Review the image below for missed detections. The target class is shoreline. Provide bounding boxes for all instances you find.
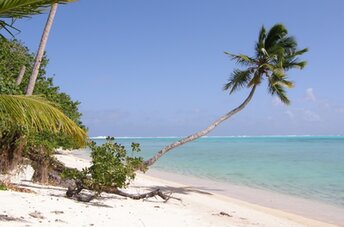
[70,149,344,225]
[57,153,342,226]
[1,153,341,226]
[146,168,344,226]
[59,152,344,226]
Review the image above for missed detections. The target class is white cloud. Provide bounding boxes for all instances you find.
[303,110,320,122]
[305,88,316,102]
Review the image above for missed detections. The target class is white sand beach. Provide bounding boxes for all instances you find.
[0,153,340,227]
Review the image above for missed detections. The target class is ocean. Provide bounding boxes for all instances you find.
[78,136,344,208]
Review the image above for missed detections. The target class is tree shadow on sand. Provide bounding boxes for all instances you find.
[0,214,27,223]
[130,185,224,196]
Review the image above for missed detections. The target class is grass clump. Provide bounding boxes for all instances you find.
[0,181,7,190]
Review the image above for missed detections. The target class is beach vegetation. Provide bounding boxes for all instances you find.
[0,38,86,181]
[0,1,77,94]
[0,181,7,190]
[144,23,308,167]
[63,137,143,191]
[62,137,168,201]
[0,2,310,204]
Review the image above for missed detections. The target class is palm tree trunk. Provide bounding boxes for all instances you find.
[15,65,26,85]
[144,85,257,167]
[26,3,58,95]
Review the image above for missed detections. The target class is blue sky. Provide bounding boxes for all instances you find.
[13,0,344,137]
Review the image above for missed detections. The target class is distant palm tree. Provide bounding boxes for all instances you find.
[144,24,308,167]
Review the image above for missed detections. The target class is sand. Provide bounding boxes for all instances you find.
[0,153,340,227]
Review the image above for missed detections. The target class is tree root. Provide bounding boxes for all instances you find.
[66,181,170,202]
[36,158,170,203]
[113,188,170,201]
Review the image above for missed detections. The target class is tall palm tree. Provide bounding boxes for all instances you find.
[144,24,308,167]
[26,2,58,95]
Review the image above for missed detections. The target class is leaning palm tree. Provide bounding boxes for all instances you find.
[144,24,308,167]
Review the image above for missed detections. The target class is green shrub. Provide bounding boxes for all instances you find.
[62,137,144,193]
[0,182,7,190]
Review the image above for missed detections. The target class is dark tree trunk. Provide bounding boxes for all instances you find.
[66,182,169,202]
[32,158,49,184]
[0,133,25,173]
[112,188,169,200]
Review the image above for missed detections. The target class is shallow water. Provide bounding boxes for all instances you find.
[83,136,344,207]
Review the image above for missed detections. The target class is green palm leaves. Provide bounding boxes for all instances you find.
[0,0,86,148]
[224,24,308,104]
[0,95,87,146]
[0,0,75,36]
[0,0,74,18]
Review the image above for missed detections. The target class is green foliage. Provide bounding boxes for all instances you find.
[224,23,308,105]
[0,38,86,150]
[0,182,7,190]
[0,0,76,37]
[62,138,144,193]
[0,95,87,147]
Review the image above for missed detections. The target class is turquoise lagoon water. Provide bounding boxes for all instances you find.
[81,136,344,207]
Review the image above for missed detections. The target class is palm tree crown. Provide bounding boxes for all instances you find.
[224,24,308,104]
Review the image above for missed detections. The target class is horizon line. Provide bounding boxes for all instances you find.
[89,135,344,139]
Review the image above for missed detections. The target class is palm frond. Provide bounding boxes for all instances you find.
[0,19,18,37]
[0,0,76,37]
[270,70,294,89]
[294,48,308,56]
[264,24,288,50]
[224,52,255,66]
[283,58,307,70]
[279,79,294,88]
[247,72,262,87]
[255,25,266,55]
[224,69,253,94]
[277,36,297,54]
[265,66,295,90]
[268,81,290,104]
[282,47,308,68]
[0,95,87,146]
[0,0,75,19]
[267,74,291,104]
[266,44,285,60]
